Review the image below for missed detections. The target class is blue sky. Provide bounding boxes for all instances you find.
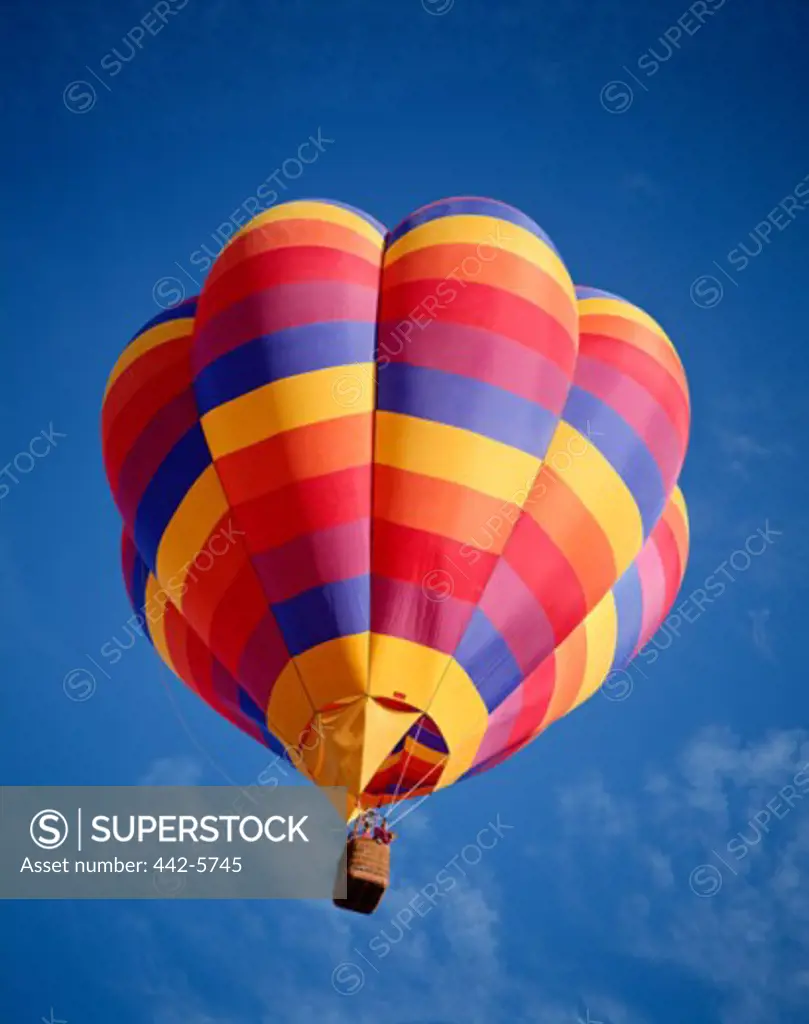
[2,0,809,1021]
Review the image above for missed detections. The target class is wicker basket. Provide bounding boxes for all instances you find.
[333,836,391,914]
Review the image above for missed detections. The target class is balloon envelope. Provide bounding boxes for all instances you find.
[102,198,690,819]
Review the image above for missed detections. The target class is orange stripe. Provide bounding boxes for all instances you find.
[207,218,384,287]
[525,467,617,610]
[382,245,578,340]
[163,605,196,693]
[538,629,587,730]
[102,341,189,435]
[178,527,251,646]
[663,500,689,576]
[208,565,273,678]
[214,415,373,505]
[234,466,370,551]
[373,465,521,553]
[103,359,192,485]
[580,313,687,395]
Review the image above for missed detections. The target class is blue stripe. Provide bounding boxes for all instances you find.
[455,609,523,712]
[378,363,557,456]
[610,562,644,671]
[272,576,370,656]
[126,552,153,645]
[563,386,666,537]
[133,424,211,572]
[387,197,560,254]
[238,689,291,759]
[193,322,376,415]
[575,287,627,304]
[128,299,198,344]
[410,721,449,754]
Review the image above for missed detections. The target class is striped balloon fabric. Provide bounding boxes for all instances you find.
[101,198,690,820]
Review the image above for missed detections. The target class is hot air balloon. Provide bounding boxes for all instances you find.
[101,198,690,914]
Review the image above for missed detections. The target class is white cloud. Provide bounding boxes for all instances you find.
[553,727,809,1024]
[139,755,204,786]
[749,609,776,662]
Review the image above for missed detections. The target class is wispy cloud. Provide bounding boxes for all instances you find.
[552,727,809,1024]
[749,608,776,662]
[138,755,204,786]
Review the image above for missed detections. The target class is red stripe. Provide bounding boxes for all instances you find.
[252,519,370,603]
[179,513,251,647]
[379,280,577,375]
[651,517,683,621]
[102,341,190,435]
[573,354,685,490]
[505,653,557,750]
[114,391,200,517]
[192,282,379,373]
[163,604,196,694]
[377,319,571,412]
[196,246,382,328]
[371,519,495,603]
[184,623,216,700]
[207,564,272,677]
[237,611,291,713]
[234,465,371,551]
[579,335,689,447]
[503,516,587,643]
[103,358,193,489]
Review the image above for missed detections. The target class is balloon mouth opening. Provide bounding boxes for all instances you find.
[371,695,421,715]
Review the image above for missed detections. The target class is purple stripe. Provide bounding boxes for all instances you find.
[574,354,684,490]
[115,390,200,521]
[409,725,448,754]
[192,282,379,373]
[377,362,558,457]
[126,298,198,345]
[575,286,627,303]
[211,657,242,708]
[387,197,560,255]
[371,577,473,652]
[237,611,291,713]
[563,386,666,538]
[478,560,556,674]
[469,686,522,767]
[252,520,370,603]
[377,320,571,413]
[304,198,388,238]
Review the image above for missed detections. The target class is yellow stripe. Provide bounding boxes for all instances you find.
[368,634,448,706]
[385,215,575,304]
[266,661,316,749]
[366,636,487,789]
[538,638,584,732]
[201,364,376,458]
[104,318,193,400]
[294,634,369,708]
[231,200,385,250]
[406,737,446,766]
[670,485,689,540]
[544,420,643,576]
[569,592,619,710]
[143,573,178,677]
[578,298,677,352]
[375,412,541,504]
[155,466,229,604]
[267,634,369,752]
[430,658,489,788]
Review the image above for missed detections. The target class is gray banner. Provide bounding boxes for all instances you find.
[0,786,347,899]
